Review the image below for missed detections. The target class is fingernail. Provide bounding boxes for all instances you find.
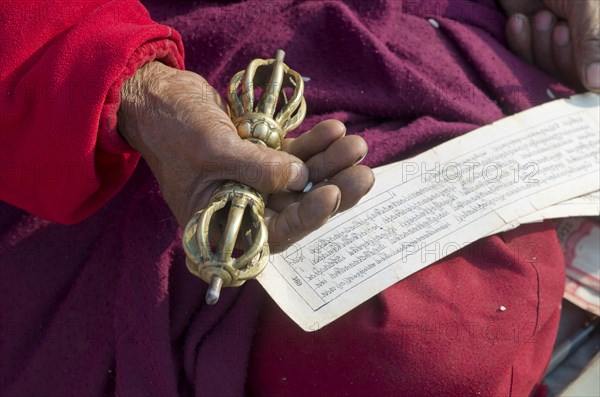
[332,192,341,215]
[535,12,552,31]
[367,175,376,194]
[511,15,524,34]
[302,181,314,193]
[355,151,367,165]
[553,25,569,47]
[287,162,308,191]
[586,63,600,90]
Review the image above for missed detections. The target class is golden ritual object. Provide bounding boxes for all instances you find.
[183,49,306,304]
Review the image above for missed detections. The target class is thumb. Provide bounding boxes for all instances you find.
[544,0,600,91]
[221,138,309,194]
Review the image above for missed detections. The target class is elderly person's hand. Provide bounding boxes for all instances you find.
[500,0,600,92]
[117,62,374,252]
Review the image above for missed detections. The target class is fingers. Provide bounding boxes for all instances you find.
[282,119,346,161]
[267,165,375,214]
[266,165,375,252]
[532,10,558,76]
[305,135,368,182]
[552,23,578,87]
[506,13,534,64]
[313,165,374,212]
[266,185,341,252]
[508,10,560,76]
[266,118,367,200]
[505,7,600,92]
[267,130,371,214]
[201,120,352,195]
[285,119,368,184]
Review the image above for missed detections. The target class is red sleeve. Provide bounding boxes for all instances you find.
[0,0,185,224]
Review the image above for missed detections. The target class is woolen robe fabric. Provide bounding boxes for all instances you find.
[0,0,570,396]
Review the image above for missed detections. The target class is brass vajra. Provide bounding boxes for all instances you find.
[183,49,306,304]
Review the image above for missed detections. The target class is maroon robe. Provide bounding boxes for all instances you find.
[1,0,570,395]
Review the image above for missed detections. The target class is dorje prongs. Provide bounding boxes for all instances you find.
[183,50,306,304]
[228,49,306,150]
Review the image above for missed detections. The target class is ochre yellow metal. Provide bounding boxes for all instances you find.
[183,49,306,304]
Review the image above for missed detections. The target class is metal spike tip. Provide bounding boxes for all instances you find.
[275,49,285,62]
[205,275,224,305]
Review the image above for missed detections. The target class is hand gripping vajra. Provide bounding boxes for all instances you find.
[183,50,306,304]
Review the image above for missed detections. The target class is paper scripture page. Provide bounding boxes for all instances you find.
[487,190,599,236]
[258,93,600,331]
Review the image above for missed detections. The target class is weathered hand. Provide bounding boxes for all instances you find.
[118,62,374,253]
[499,0,600,92]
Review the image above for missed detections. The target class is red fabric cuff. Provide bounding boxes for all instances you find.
[0,0,185,224]
[99,36,184,154]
